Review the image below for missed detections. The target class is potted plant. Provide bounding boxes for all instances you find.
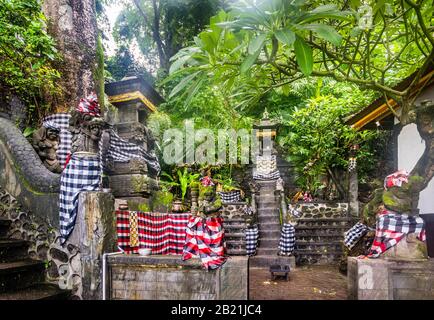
[215,176,243,203]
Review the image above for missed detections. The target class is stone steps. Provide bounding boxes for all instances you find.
[0,260,46,293]
[259,230,281,238]
[0,239,30,263]
[296,240,343,251]
[257,208,279,215]
[258,238,280,248]
[296,235,344,242]
[256,247,279,255]
[0,283,70,300]
[258,216,280,222]
[296,250,343,265]
[226,248,246,256]
[225,232,245,239]
[293,216,352,266]
[258,222,281,231]
[0,218,70,299]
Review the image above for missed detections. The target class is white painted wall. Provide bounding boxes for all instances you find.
[397,123,434,214]
[397,123,425,172]
[419,178,434,214]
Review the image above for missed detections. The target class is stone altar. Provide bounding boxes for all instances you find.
[107,255,248,300]
[348,256,434,299]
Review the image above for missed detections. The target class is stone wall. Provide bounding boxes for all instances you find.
[107,255,248,300]
[348,256,434,300]
[0,187,82,299]
[0,94,27,130]
[290,202,349,219]
[221,202,253,256]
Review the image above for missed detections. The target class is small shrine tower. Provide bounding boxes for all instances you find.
[253,108,278,156]
[104,72,164,204]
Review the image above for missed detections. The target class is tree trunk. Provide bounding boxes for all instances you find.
[410,100,434,195]
[42,0,98,112]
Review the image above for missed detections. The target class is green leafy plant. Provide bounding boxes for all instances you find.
[138,203,150,212]
[213,165,241,192]
[278,89,379,198]
[161,167,200,202]
[0,0,61,122]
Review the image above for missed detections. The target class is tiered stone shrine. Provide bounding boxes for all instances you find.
[105,74,164,207]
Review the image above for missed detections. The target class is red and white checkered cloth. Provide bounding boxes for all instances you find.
[368,210,426,258]
[384,170,409,189]
[182,215,227,270]
[116,211,191,254]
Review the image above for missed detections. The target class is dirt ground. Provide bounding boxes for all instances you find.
[249,265,348,300]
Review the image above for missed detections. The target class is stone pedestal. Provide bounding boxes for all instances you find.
[107,255,248,300]
[348,169,359,217]
[348,256,434,300]
[75,192,116,300]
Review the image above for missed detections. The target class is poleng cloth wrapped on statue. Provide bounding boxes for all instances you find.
[246,225,259,256]
[182,215,227,270]
[279,223,296,255]
[59,154,101,244]
[367,210,426,258]
[344,222,371,250]
[116,211,191,254]
[42,113,72,168]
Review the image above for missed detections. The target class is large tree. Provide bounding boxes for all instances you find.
[113,0,228,74]
[42,0,99,111]
[169,0,434,195]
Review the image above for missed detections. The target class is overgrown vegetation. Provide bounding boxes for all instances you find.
[0,0,60,123]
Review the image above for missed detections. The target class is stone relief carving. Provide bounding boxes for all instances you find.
[32,124,62,173]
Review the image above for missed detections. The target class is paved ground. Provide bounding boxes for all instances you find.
[249,265,348,300]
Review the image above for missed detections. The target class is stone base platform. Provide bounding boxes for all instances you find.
[348,256,434,300]
[107,254,248,300]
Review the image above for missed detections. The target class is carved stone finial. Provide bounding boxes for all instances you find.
[262,107,269,120]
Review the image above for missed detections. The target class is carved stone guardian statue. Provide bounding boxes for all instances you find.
[32,122,62,173]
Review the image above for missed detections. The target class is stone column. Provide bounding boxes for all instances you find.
[349,169,359,217]
[348,145,359,217]
[76,191,116,300]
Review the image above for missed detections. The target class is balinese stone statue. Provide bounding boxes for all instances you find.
[69,111,107,155]
[32,123,62,173]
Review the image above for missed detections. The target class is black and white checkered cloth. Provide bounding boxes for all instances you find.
[43,113,72,168]
[241,206,254,215]
[344,222,370,250]
[253,170,280,180]
[279,223,296,255]
[368,211,426,257]
[102,129,161,174]
[218,190,241,203]
[245,226,259,256]
[59,154,101,244]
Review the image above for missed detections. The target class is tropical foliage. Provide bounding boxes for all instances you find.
[0,0,60,121]
[278,80,379,196]
[167,0,432,121]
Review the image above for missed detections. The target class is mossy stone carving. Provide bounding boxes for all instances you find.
[382,175,424,215]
